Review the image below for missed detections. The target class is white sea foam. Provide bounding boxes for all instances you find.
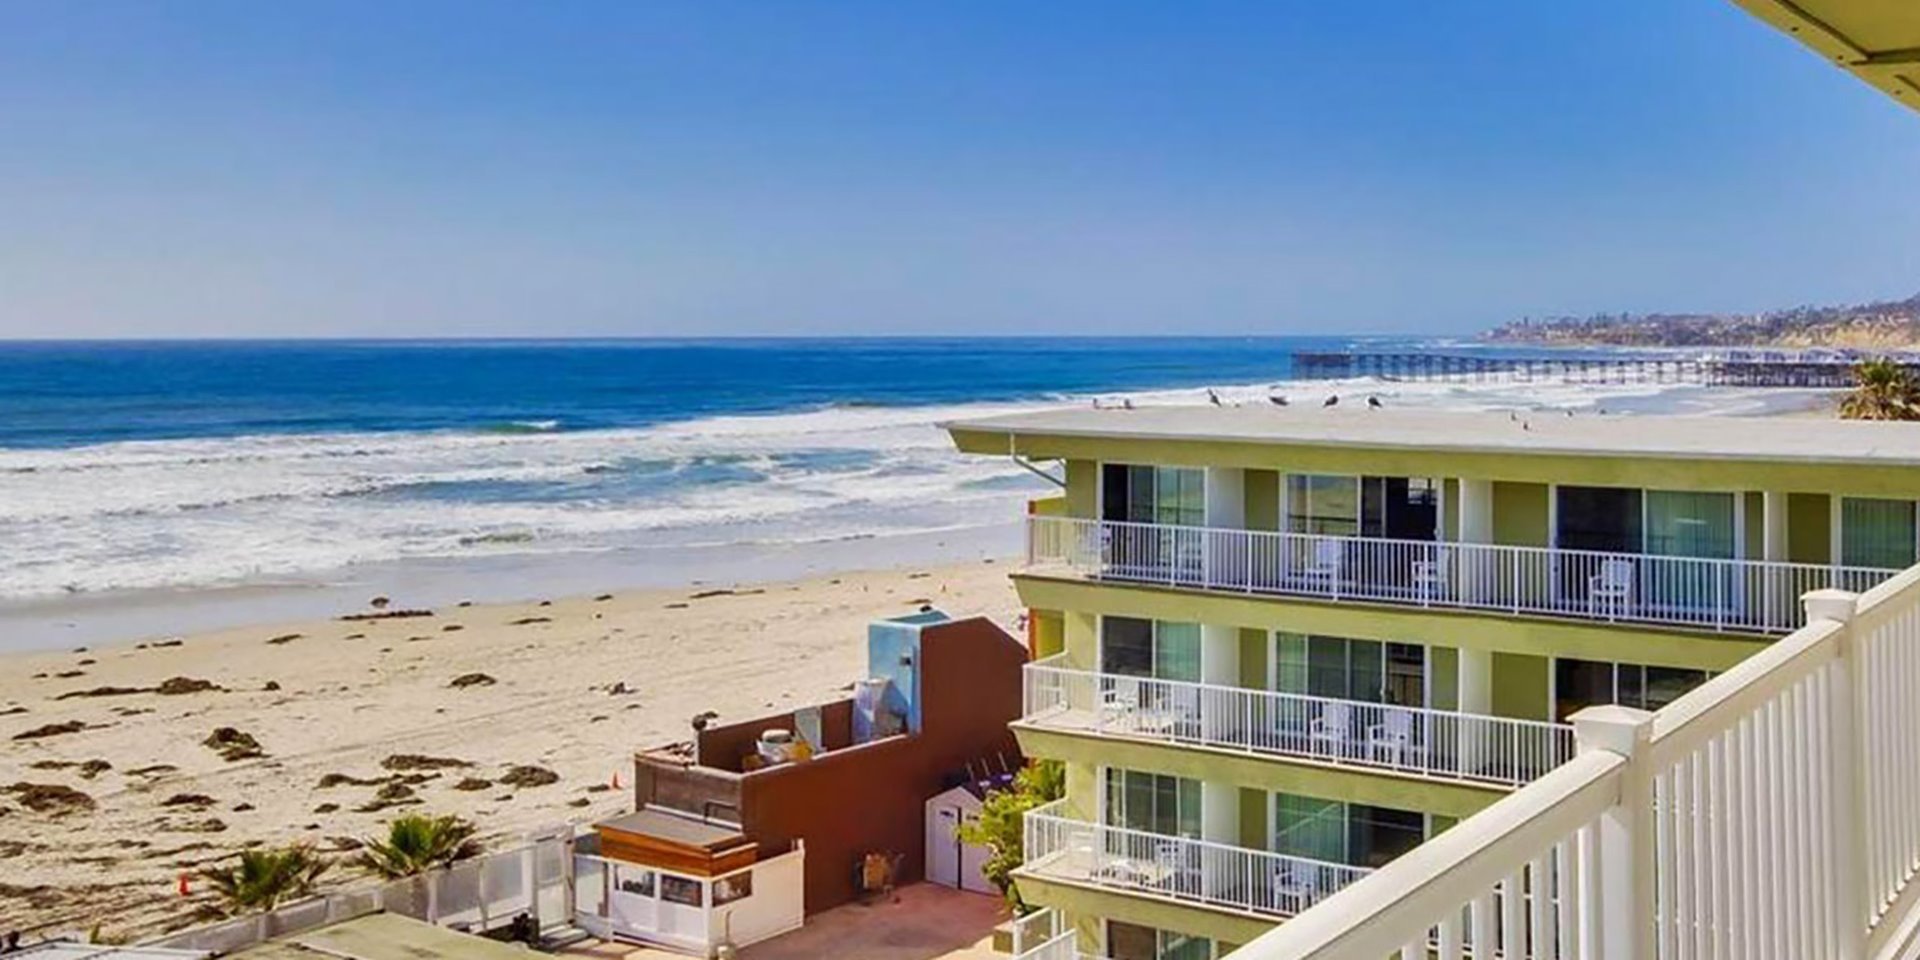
[0,377,1834,599]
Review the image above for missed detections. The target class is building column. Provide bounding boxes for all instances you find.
[1762,491,1791,624]
[1457,649,1494,772]
[1458,478,1494,544]
[1201,780,1240,901]
[1458,648,1492,716]
[1458,478,1495,605]
[1199,624,1239,751]
[1762,491,1788,561]
[1205,467,1247,589]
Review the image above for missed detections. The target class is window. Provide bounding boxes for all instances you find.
[1554,658,1711,721]
[1107,920,1213,960]
[1273,794,1424,869]
[613,866,655,898]
[1102,464,1204,526]
[1101,617,1201,683]
[1287,474,1359,536]
[1644,491,1735,559]
[1273,633,1424,706]
[712,871,752,905]
[1841,497,1917,569]
[1361,477,1439,541]
[1556,486,1643,554]
[660,875,704,907]
[1104,768,1201,839]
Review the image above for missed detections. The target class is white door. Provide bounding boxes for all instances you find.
[959,810,994,894]
[928,803,962,888]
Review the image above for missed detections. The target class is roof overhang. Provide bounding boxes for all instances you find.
[1730,1,1920,113]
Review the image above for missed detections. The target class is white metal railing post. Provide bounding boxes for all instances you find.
[1806,587,1867,960]
[1571,703,1656,960]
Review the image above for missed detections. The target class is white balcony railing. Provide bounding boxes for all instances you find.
[1229,569,1920,960]
[1026,516,1897,634]
[1023,659,1574,788]
[1022,799,1372,919]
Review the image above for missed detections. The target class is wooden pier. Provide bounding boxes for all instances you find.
[1291,352,1874,388]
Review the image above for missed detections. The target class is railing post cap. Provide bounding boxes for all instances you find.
[1569,704,1655,758]
[1802,588,1860,624]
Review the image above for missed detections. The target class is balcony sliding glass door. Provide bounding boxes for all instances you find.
[1553,657,1712,723]
[1556,485,1737,618]
[1841,497,1918,569]
[1273,634,1425,707]
[1107,920,1213,960]
[1102,464,1205,582]
[1100,617,1202,736]
[1104,768,1203,839]
[1272,793,1424,870]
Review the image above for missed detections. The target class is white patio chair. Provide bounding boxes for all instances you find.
[1309,701,1355,756]
[1366,709,1425,768]
[1411,549,1449,600]
[1302,538,1344,593]
[1152,840,1195,893]
[1098,682,1140,729]
[1273,864,1319,913]
[1588,558,1636,617]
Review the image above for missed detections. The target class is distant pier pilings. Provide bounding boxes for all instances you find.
[1291,352,1870,388]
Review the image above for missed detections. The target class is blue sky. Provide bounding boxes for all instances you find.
[0,2,1915,339]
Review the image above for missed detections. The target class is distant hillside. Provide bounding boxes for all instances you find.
[1485,293,1920,350]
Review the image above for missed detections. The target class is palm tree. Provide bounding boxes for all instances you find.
[359,813,484,878]
[201,844,330,915]
[1840,357,1920,421]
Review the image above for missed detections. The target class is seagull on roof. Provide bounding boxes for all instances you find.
[1323,395,1339,408]
[1268,395,1289,407]
[1206,388,1223,407]
[1367,396,1383,409]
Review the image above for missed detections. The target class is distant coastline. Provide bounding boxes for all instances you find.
[1484,292,1920,350]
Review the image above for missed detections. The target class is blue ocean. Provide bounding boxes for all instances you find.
[0,336,1407,601]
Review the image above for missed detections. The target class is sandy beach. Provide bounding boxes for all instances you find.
[0,558,1021,940]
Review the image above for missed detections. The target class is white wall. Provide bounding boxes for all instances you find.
[711,848,807,951]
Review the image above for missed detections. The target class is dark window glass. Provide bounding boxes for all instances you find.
[713,871,752,905]
[1554,658,1614,722]
[660,875,704,907]
[614,867,655,898]
[1349,804,1425,868]
[1556,486,1643,554]
[1101,617,1155,677]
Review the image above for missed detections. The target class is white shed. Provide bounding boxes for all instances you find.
[924,784,995,895]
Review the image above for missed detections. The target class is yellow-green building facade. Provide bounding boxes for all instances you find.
[948,405,1920,959]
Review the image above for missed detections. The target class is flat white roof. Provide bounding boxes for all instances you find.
[944,405,1920,466]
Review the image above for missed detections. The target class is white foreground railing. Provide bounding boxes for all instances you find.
[1022,659,1574,788]
[1022,799,1371,919]
[1017,929,1095,960]
[1229,566,1920,960]
[1027,516,1897,634]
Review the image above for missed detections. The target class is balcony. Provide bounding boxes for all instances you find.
[1228,574,1920,960]
[1026,515,1897,634]
[1021,799,1371,920]
[1023,658,1573,788]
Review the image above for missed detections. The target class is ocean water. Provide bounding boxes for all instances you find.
[0,337,1829,612]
